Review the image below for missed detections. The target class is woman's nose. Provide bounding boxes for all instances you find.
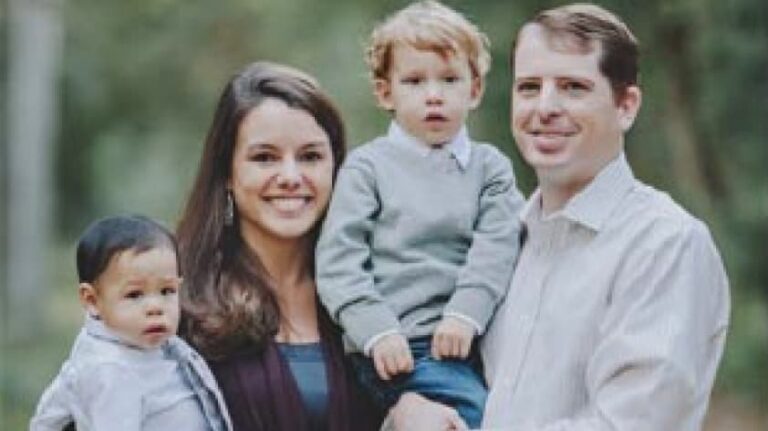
[276,159,301,188]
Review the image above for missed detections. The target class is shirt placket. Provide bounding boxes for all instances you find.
[494,219,561,412]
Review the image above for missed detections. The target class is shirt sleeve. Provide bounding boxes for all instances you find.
[29,371,74,431]
[504,219,730,431]
[76,363,143,430]
[444,147,525,334]
[315,150,401,352]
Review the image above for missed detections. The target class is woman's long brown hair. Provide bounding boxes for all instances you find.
[176,62,346,359]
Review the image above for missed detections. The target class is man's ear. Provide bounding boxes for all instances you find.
[374,78,394,111]
[79,283,100,318]
[618,85,642,132]
[468,76,484,110]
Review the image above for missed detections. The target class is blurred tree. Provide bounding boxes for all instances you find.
[5,0,63,339]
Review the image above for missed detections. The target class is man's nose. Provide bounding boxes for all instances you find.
[536,83,563,118]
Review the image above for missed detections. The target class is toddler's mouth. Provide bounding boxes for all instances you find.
[424,113,448,122]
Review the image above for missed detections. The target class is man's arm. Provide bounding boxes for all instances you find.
[315,150,401,352]
[502,219,729,431]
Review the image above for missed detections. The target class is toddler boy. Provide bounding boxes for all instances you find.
[316,1,524,427]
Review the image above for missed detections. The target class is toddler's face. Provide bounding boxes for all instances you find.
[80,247,181,350]
[376,44,482,146]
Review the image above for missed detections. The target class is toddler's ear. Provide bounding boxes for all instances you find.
[469,76,484,110]
[78,283,100,318]
[374,78,394,111]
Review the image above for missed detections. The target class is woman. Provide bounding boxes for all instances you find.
[176,61,465,431]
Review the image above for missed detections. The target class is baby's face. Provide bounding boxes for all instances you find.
[82,247,181,350]
[375,44,482,146]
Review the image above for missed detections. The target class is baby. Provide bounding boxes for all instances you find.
[30,215,231,431]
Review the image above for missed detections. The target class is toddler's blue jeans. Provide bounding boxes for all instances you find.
[350,336,487,428]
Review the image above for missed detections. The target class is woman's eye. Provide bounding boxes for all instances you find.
[299,151,324,163]
[251,152,277,163]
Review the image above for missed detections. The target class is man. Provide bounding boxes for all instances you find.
[480,3,730,430]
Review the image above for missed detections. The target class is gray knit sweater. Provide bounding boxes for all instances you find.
[316,128,524,353]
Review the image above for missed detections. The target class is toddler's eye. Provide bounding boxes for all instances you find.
[444,76,460,84]
[125,290,143,300]
[402,77,422,85]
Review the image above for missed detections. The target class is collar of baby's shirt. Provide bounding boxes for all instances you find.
[522,152,636,232]
[386,121,472,169]
[83,313,166,359]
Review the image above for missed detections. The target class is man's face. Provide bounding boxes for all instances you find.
[511,24,640,195]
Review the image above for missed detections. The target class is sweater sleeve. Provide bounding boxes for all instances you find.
[444,146,524,333]
[316,149,401,352]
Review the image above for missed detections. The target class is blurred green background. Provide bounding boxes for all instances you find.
[1,0,766,429]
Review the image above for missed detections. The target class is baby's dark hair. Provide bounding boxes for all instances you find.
[76,215,178,283]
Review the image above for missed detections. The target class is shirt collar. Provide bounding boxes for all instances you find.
[522,153,636,232]
[387,121,472,169]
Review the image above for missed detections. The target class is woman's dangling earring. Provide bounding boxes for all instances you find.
[225,190,234,226]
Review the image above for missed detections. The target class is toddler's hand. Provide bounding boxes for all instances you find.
[371,333,414,381]
[431,316,475,360]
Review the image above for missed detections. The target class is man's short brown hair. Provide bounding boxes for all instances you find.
[511,3,639,101]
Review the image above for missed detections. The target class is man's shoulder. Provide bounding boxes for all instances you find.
[615,181,712,247]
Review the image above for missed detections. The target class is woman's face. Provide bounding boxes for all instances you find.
[229,98,335,244]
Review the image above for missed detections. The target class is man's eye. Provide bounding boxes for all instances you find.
[562,81,589,96]
[125,290,143,300]
[516,82,539,95]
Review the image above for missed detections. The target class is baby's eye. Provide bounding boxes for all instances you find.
[125,290,143,300]
[401,77,422,85]
[160,286,178,296]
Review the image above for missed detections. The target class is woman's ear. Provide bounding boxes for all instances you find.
[79,283,101,318]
